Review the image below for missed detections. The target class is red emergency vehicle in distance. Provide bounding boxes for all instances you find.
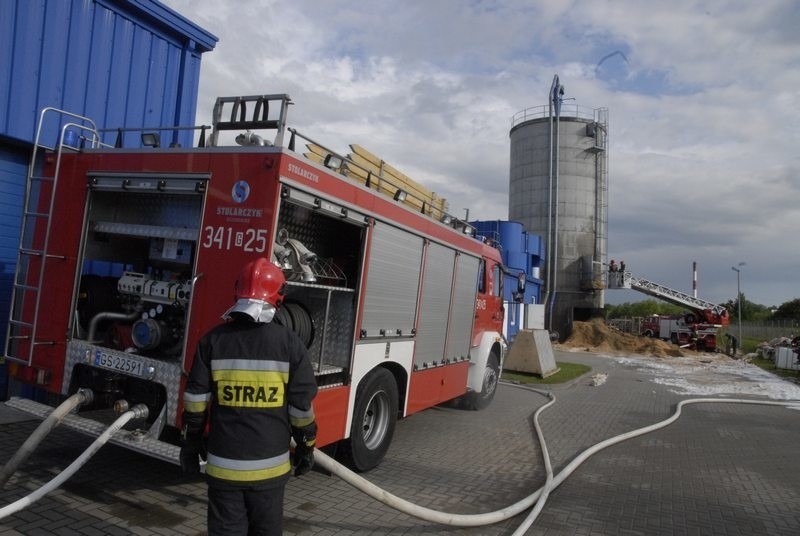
[4,94,507,471]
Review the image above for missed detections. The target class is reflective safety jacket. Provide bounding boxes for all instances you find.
[182,317,317,488]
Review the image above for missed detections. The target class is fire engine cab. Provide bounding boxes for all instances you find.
[4,94,507,471]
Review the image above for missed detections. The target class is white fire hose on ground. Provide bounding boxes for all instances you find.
[1,387,797,532]
[0,388,94,488]
[0,403,149,520]
[313,390,800,533]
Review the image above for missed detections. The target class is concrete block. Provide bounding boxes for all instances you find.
[504,329,560,377]
[524,304,546,330]
[775,346,800,370]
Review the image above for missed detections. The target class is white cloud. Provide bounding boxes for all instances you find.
[162,0,800,306]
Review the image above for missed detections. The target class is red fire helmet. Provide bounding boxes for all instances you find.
[235,257,286,307]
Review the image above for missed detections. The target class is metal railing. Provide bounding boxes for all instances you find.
[510,104,605,128]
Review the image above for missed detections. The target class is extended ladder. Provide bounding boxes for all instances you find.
[4,108,100,365]
[628,275,728,317]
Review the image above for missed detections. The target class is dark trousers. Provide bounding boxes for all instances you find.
[207,485,285,536]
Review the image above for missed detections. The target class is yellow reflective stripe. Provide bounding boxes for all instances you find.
[205,456,291,482]
[212,370,288,383]
[183,391,211,413]
[289,414,315,428]
[288,404,315,428]
[183,400,208,413]
[211,359,290,373]
[205,461,291,481]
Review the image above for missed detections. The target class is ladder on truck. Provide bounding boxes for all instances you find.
[608,271,727,317]
[209,94,292,147]
[4,108,101,365]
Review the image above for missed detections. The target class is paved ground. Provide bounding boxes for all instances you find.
[1,350,799,535]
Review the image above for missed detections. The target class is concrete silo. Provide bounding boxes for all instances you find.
[509,76,608,339]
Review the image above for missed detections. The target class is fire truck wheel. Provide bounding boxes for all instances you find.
[463,350,500,411]
[342,367,398,472]
[285,302,314,348]
[643,329,654,338]
[274,306,293,330]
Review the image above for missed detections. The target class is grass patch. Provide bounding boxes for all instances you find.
[738,336,800,381]
[502,361,591,385]
[750,356,800,380]
[741,336,762,354]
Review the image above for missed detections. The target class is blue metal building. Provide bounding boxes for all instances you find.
[472,220,545,342]
[0,0,217,395]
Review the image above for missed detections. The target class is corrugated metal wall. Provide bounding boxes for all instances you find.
[0,146,26,344]
[0,0,217,148]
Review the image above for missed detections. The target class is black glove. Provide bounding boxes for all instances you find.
[179,423,206,475]
[292,443,314,477]
[180,444,203,475]
[291,432,315,477]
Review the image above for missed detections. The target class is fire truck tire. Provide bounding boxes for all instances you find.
[274,306,293,330]
[342,367,398,472]
[285,302,314,348]
[643,329,654,338]
[463,350,500,411]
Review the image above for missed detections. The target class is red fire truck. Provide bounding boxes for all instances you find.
[4,95,507,471]
[640,314,719,351]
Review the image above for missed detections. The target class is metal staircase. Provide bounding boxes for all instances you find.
[4,108,100,364]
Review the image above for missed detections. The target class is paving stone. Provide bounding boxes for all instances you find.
[0,351,798,534]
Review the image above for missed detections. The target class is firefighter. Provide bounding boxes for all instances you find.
[180,257,318,536]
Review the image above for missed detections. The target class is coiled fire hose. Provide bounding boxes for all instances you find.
[0,403,149,520]
[0,388,94,488]
[314,393,800,532]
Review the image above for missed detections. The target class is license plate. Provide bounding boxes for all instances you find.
[94,350,147,377]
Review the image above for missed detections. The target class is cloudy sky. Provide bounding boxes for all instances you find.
[161,0,800,308]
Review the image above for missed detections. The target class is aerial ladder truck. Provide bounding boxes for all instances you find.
[607,270,729,351]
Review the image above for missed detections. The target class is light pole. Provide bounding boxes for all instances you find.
[731,262,745,353]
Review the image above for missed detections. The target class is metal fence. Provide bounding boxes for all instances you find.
[609,318,800,342]
[732,319,800,341]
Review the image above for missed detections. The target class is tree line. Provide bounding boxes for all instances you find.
[606,296,800,322]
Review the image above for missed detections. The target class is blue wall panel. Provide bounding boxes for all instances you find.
[0,147,26,400]
[0,0,217,148]
[0,147,26,351]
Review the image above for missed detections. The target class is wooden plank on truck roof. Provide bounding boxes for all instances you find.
[348,152,431,202]
[341,162,372,186]
[304,142,447,216]
[338,162,369,187]
[345,155,397,194]
[350,144,435,198]
[304,152,325,165]
[349,151,449,216]
[348,144,448,214]
[305,143,329,158]
[347,161,426,212]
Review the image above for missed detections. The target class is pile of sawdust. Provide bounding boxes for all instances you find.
[559,318,689,357]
